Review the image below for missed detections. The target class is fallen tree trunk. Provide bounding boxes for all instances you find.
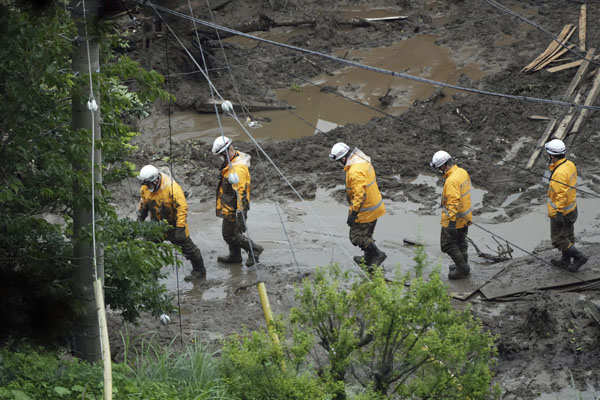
[194,99,294,113]
[192,14,406,40]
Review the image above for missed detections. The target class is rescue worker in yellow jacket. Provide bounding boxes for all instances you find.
[330,142,386,269]
[544,139,587,271]
[212,136,263,267]
[137,165,206,279]
[430,151,472,279]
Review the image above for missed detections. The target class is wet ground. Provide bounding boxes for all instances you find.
[111,0,600,398]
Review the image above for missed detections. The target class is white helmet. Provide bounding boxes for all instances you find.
[212,136,232,155]
[430,150,452,168]
[137,164,159,183]
[544,139,566,156]
[329,142,351,161]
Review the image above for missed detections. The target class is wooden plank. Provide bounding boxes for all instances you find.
[570,68,600,135]
[565,47,595,99]
[552,87,587,141]
[480,257,600,300]
[522,24,574,72]
[548,60,583,73]
[526,119,557,169]
[525,49,594,168]
[531,26,576,72]
[579,3,587,52]
[363,16,408,22]
[528,115,551,121]
[533,44,575,71]
[522,24,571,72]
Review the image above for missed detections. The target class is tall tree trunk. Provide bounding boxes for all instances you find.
[71,0,103,362]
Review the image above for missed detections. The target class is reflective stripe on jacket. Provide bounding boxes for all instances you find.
[547,158,577,217]
[216,152,251,218]
[138,173,190,236]
[344,149,385,223]
[441,165,472,228]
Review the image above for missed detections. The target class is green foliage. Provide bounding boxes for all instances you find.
[290,258,499,399]
[101,217,179,322]
[220,330,330,400]
[0,3,176,338]
[0,343,231,400]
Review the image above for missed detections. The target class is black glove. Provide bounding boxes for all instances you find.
[173,227,187,242]
[347,211,358,227]
[236,210,247,232]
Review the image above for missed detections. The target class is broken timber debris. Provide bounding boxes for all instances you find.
[548,60,583,73]
[579,3,587,52]
[526,47,595,169]
[522,24,575,73]
[528,115,552,121]
[570,67,600,136]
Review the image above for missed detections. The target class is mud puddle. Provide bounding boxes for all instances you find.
[160,181,600,302]
[165,35,484,143]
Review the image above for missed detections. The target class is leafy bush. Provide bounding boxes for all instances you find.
[289,255,500,399]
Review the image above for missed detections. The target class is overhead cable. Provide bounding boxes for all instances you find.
[163,24,184,346]
[150,3,305,202]
[141,1,600,112]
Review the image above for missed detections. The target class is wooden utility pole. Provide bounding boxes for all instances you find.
[71,0,103,362]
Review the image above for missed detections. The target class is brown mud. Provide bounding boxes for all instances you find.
[109,0,600,398]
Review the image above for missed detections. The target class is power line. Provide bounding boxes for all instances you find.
[141,1,600,111]
[163,25,184,346]
[149,3,305,202]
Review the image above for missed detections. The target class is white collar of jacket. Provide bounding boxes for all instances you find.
[228,151,251,168]
[155,172,173,192]
[345,148,371,167]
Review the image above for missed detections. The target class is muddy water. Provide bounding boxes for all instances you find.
[165,34,483,143]
[165,179,600,301]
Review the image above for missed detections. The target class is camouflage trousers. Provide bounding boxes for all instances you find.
[166,229,204,272]
[550,209,577,251]
[349,220,377,250]
[222,214,247,247]
[440,225,469,263]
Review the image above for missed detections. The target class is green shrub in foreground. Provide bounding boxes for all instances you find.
[0,343,230,400]
[220,330,331,400]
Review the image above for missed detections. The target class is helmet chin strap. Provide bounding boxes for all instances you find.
[149,175,161,192]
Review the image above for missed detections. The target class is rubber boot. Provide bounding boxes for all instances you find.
[242,240,263,267]
[566,246,588,272]
[447,248,470,280]
[217,245,242,264]
[367,243,387,267]
[190,249,206,280]
[550,251,570,269]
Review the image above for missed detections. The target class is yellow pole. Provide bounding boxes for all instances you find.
[93,279,113,400]
[257,282,280,345]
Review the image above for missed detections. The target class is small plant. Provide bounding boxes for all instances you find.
[290,82,302,92]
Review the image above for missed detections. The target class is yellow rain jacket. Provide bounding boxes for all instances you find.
[441,165,472,228]
[138,173,190,236]
[344,149,386,223]
[547,158,577,218]
[216,151,251,218]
